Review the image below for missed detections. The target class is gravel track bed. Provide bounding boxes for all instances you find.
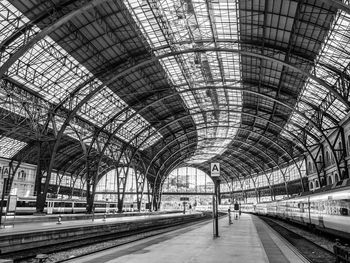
[265,217,336,252]
[19,233,152,263]
[260,216,336,263]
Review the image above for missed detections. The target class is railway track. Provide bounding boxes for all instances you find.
[259,216,336,263]
[9,213,213,263]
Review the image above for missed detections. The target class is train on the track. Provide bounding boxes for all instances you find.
[1,196,139,215]
[241,183,350,239]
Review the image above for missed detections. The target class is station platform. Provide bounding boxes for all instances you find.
[0,210,179,226]
[0,212,186,235]
[65,213,309,263]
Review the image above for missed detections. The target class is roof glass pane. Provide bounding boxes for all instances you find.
[1,2,162,150]
[126,0,242,163]
[318,9,350,72]
[284,6,350,139]
[0,1,31,67]
[8,36,93,104]
[0,1,27,41]
[0,136,27,158]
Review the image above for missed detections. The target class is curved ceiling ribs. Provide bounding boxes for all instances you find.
[0,0,349,198]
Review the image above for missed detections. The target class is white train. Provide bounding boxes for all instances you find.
[242,183,350,239]
[1,196,138,215]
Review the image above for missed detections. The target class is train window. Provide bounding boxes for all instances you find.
[18,201,36,207]
[54,202,63,207]
[340,208,348,216]
[65,202,72,207]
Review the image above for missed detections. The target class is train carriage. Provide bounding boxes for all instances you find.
[242,182,350,239]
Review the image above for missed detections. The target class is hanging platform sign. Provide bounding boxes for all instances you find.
[210,163,220,177]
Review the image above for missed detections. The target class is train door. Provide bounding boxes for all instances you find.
[47,201,54,214]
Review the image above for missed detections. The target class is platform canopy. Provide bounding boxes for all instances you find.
[1,0,350,187]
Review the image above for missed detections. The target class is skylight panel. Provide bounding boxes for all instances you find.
[327,100,347,120]
[287,6,350,140]
[78,88,126,127]
[0,81,50,120]
[125,0,242,163]
[282,114,318,146]
[2,2,163,150]
[0,1,29,43]
[290,112,307,128]
[8,36,93,104]
[0,136,27,158]
[318,10,350,72]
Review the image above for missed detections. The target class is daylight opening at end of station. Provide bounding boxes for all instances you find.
[0,0,350,262]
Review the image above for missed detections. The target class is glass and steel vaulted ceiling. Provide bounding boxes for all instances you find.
[1,0,350,181]
[126,0,242,163]
[125,0,350,177]
[0,0,163,157]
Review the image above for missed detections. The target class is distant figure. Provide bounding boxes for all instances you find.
[234,202,240,219]
[228,208,232,224]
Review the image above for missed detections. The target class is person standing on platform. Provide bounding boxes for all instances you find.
[234,202,240,219]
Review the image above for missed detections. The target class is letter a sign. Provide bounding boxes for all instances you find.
[210,163,220,177]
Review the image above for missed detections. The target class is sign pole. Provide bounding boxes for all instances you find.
[210,163,220,238]
[214,179,219,237]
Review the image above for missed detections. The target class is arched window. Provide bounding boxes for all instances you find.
[342,170,348,179]
[327,176,333,185]
[164,167,214,194]
[321,177,325,186]
[315,180,319,188]
[309,181,314,190]
[96,168,147,203]
[318,155,322,170]
[335,173,339,182]
[308,162,312,173]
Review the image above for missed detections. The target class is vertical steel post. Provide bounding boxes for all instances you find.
[0,178,8,227]
[213,179,220,237]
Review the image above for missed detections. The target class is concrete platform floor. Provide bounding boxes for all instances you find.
[65,213,309,263]
[0,212,186,235]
